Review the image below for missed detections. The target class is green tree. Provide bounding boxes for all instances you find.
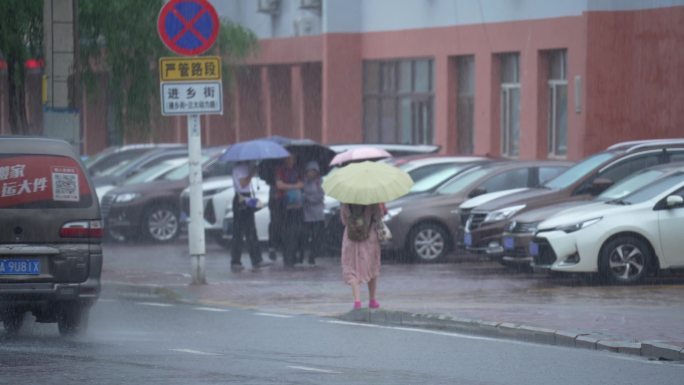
[78,0,257,143]
[0,0,43,135]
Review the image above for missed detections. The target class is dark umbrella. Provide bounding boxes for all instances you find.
[257,136,335,184]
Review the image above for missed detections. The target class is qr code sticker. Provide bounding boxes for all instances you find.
[52,172,80,202]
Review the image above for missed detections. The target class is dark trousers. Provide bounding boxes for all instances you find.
[231,194,262,266]
[268,196,284,251]
[304,220,324,262]
[282,208,304,267]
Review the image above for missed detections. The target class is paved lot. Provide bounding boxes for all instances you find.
[102,239,684,345]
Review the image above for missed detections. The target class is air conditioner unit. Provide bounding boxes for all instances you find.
[293,13,320,36]
[258,0,280,14]
[299,0,321,11]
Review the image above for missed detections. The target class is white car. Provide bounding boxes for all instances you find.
[531,170,684,284]
[221,188,340,248]
[180,176,270,247]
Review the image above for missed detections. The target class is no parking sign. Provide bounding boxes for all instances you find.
[156,0,222,282]
[157,0,220,56]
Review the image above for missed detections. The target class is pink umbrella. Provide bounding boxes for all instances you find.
[329,146,392,166]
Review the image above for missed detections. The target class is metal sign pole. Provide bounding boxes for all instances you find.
[187,114,206,285]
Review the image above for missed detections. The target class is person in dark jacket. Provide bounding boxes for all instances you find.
[275,154,304,267]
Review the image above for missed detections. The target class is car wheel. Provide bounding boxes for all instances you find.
[57,304,89,336]
[2,310,25,335]
[143,205,179,243]
[408,223,449,263]
[599,236,652,285]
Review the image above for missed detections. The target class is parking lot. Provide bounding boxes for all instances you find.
[102,240,684,344]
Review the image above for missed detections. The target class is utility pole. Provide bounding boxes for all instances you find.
[43,0,80,153]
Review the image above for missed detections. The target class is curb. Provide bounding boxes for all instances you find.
[337,309,684,362]
[102,281,684,362]
[102,281,186,303]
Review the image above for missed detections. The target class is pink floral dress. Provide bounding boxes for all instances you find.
[340,204,382,285]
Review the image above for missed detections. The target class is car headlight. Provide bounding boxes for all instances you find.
[483,205,526,223]
[383,207,402,222]
[114,193,141,203]
[555,217,602,233]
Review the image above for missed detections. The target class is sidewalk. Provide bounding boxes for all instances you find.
[101,243,684,361]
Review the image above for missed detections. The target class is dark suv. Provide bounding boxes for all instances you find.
[0,137,102,336]
[462,139,684,259]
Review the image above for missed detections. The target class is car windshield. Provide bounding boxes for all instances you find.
[408,165,468,193]
[123,158,188,185]
[543,152,615,190]
[598,169,666,200]
[158,155,214,181]
[619,172,684,205]
[88,148,153,176]
[437,167,489,195]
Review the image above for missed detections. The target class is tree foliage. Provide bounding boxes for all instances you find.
[79,0,258,143]
[0,0,43,135]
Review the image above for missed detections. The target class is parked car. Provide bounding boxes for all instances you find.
[85,143,183,178]
[220,184,341,249]
[329,143,440,157]
[180,175,269,247]
[531,167,684,284]
[383,160,571,262]
[0,137,102,336]
[323,156,493,255]
[93,147,189,200]
[462,139,684,258]
[499,162,684,268]
[393,155,492,193]
[102,147,227,243]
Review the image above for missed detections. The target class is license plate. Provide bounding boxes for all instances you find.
[464,233,472,247]
[529,242,539,256]
[0,259,40,275]
[503,236,515,250]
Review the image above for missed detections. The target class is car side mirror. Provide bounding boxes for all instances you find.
[591,178,614,195]
[468,187,487,198]
[666,195,684,208]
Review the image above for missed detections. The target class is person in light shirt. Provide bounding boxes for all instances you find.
[230,161,270,271]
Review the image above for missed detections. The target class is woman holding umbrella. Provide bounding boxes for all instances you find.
[340,202,384,309]
[219,139,290,270]
[323,161,413,309]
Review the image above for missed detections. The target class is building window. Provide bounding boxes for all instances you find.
[499,53,520,158]
[548,50,568,157]
[456,56,475,154]
[363,59,433,144]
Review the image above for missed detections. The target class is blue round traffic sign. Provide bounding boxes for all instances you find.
[158,0,220,56]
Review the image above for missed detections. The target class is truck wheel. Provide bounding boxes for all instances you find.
[57,304,89,336]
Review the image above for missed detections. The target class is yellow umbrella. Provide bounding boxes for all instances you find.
[322,161,414,204]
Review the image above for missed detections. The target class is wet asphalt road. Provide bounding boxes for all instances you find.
[1,297,683,385]
[101,240,684,343]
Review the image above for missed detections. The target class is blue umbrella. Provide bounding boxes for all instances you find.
[219,139,290,162]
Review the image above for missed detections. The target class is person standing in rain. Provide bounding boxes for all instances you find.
[230,161,270,271]
[267,167,284,261]
[302,161,325,265]
[275,154,304,267]
[340,203,383,309]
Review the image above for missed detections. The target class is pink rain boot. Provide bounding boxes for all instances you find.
[369,299,380,309]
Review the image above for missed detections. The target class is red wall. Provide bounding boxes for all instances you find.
[584,7,684,155]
